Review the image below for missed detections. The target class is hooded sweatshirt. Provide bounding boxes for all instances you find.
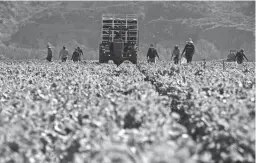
[59,48,69,58]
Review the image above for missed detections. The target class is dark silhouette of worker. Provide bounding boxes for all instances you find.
[46,45,53,62]
[71,48,80,62]
[77,47,83,61]
[171,45,180,64]
[110,32,122,53]
[235,49,249,64]
[114,32,122,39]
[181,38,195,63]
[147,44,159,63]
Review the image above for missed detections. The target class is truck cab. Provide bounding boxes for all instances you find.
[227,50,237,62]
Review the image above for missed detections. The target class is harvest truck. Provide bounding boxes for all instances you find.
[99,14,139,65]
[226,50,237,62]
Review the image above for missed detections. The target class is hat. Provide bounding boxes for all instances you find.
[47,45,52,48]
[150,44,154,47]
[188,38,193,44]
[240,48,244,52]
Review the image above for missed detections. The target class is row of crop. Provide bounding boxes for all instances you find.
[137,61,255,162]
[0,61,201,163]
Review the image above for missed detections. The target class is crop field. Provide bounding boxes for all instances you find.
[0,60,255,163]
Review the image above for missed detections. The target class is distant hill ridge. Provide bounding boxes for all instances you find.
[0,1,255,61]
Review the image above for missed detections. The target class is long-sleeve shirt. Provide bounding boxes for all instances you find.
[47,48,52,58]
[181,43,195,57]
[235,51,248,62]
[171,49,180,59]
[46,48,53,61]
[71,50,80,61]
[77,49,83,56]
[147,48,159,59]
[59,49,69,58]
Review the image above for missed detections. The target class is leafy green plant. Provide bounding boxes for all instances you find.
[0,60,254,163]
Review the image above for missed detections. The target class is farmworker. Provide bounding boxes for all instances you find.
[171,45,180,64]
[59,46,69,62]
[235,49,248,64]
[77,47,83,61]
[110,32,121,53]
[114,32,122,39]
[46,45,53,62]
[71,48,80,62]
[147,44,159,63]
[181,38,195,63]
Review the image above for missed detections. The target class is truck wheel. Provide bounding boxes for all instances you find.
[99,57,104,63]
[132,58,137,64]
[131,55,137,64]
[99,50,105,63]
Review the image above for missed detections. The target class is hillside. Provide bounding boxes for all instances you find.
[0,1,255,61]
